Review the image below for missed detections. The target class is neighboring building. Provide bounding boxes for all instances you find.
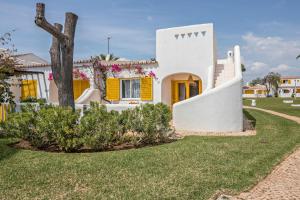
[14,23,243,133]
[9,53,49,102]
[243,84,267,98]
[278,76,300,98]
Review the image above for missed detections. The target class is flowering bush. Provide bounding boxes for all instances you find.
[134,65,145,75]
[48,69,89,81]
[111,64,122,73]
[147,71,157,79]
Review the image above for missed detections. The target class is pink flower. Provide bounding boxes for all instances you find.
[79,72,88,80]
[48,72,53,80]
[147,71,156,78]
[111,64,122,73]
[135,65,145,75]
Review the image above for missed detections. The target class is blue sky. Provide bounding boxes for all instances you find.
[1,0,300,81]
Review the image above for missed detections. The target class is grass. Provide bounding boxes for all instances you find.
[0,110,300,199]
[243,97,300,117]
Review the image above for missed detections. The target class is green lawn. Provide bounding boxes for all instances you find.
[1,110,300,200]
[243,97,300,117]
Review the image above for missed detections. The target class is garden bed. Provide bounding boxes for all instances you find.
[2,102,173,153]
[9,138,176,153]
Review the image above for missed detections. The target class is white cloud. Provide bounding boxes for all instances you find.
[147,16,153,21]
[250,62,268,71]
[242,33,300,62]
[242,33,300,81]
[270,64,290,72]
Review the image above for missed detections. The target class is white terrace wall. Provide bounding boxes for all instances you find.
[173,46,243,132]
[154,24,215,104]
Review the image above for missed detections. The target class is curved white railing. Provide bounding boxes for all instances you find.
[173,46,243,132]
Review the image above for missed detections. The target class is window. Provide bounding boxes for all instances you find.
[121,79,140,99]
[282,80,288,84]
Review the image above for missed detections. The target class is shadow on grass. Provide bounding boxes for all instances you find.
[0,138,20,162]
[243,109,256,129]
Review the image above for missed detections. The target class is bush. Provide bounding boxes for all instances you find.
[128,103,172,144]
[35,106,82,152]
[79,102,123,150]
[2,102,172,152]
[3,104,37,140]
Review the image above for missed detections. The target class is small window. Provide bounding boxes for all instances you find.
[282,80,288,84]
[121,79,140,99]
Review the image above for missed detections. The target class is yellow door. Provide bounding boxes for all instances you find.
[171,80,202,105]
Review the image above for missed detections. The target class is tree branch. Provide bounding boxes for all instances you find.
[35,3,67,42]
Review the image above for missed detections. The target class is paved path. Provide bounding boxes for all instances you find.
[243,106,300,124]
[234,148,300,200]
[228,106,300,200]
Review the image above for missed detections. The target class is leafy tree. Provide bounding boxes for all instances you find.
[249,77,263,86]
[0,32,17,104]
[297,55,300,59]
[262,72,281,97]
[241,64,246,72]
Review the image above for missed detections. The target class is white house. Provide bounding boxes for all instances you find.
[278,76,300,98]
[14,23,243,133]
[243,84,267,98]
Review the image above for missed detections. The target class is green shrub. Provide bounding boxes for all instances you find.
[2,102,172,152]
[35,106,82,152]
[79,102,123,150]
[3,104,37,140]
[128,103,172,144]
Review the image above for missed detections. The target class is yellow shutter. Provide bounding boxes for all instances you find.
[288,80,291,84]
[141,77,153,101]
[73,80,90,100]
[21,80,37,99]
[106,78,120,101]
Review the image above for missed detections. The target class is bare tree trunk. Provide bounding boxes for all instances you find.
[35,3,77,109]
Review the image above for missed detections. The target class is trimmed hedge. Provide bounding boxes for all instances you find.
[2,103,172,152]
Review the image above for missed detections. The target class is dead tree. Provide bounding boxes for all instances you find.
[35,3,77,109]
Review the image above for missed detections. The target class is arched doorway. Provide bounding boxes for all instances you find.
[161,73,202,106]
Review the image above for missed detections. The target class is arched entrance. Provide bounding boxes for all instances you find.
[161,73,202,106]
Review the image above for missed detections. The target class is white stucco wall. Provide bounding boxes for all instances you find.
[154,23,216,104]
[173,46,243,132]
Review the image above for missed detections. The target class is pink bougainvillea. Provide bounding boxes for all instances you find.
[111,64,122,73]
[48,72,53,80]
[48,69,89,81]
[147,71,157,79]
[134,65,145,75]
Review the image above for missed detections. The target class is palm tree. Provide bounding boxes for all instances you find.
[263,72,281,97]
[297,55,300,59]
[95,54,119,62]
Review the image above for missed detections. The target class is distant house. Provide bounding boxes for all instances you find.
[243,84,267,98]
[9,53,49,102]
[278,76,300,98]
[13,23,243,133]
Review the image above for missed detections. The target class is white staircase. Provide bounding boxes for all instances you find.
[214,53,235,87]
